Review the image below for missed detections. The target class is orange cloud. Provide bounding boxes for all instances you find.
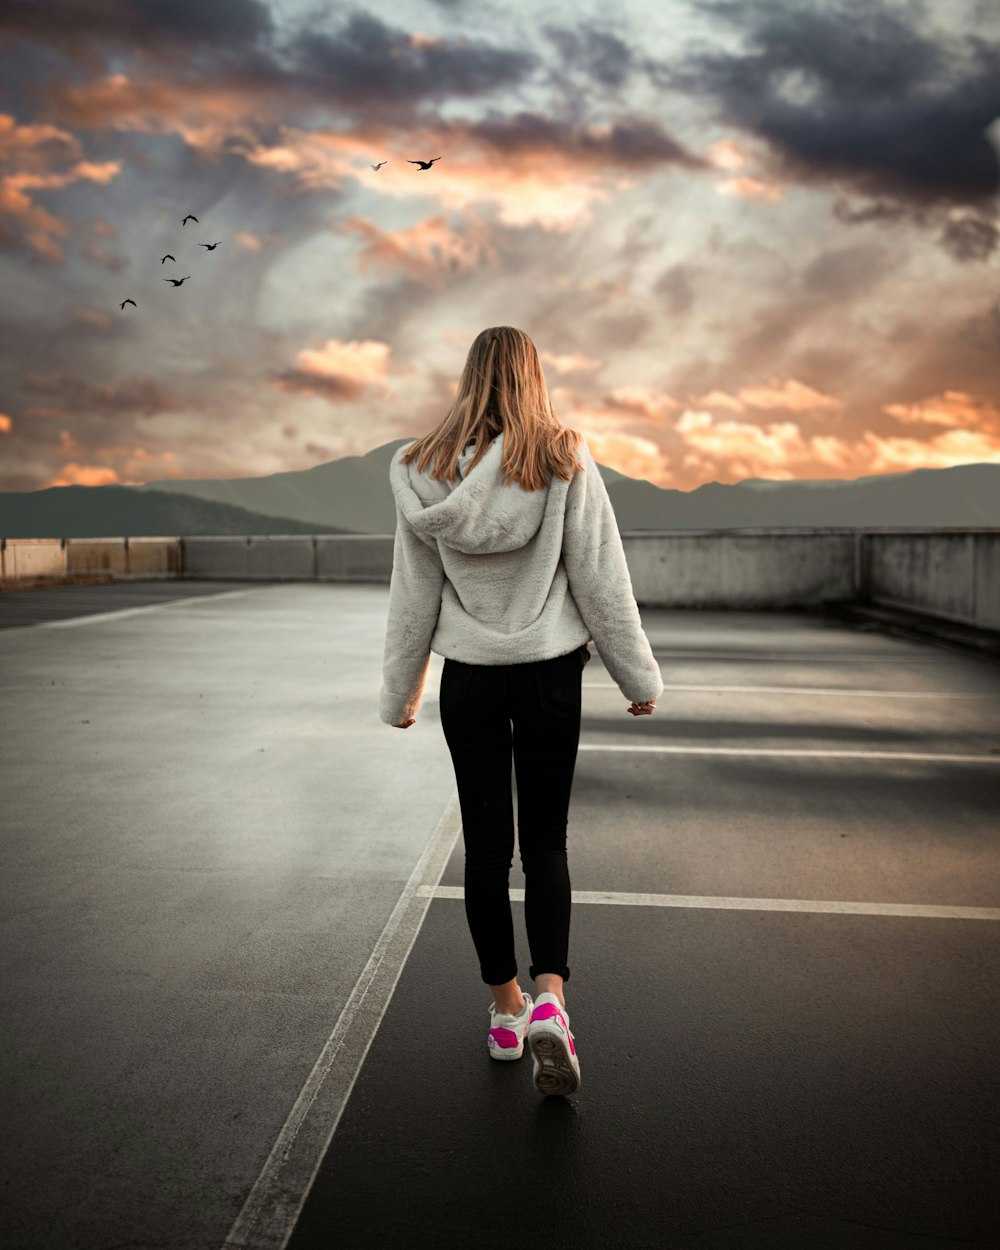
[274,337,393,401]
[43,463,121,487]
[858,427,1000,471]
[241,124,618,231]
[43,72,703,232]
[705,137,750,171]
[705,138,783,199]
[676,409,813,467]
[42,434,181,487]
[69,307,114,330]
[336,212,497,282]
[233,230,283,250]
[603,386,680,420]
[547,386,671,479]
[884,390,1000,430]
[697,378,843,414]
[540,351,604,374]
[46,73,261,147]
[716,176,783,201]
[0,113,122,263]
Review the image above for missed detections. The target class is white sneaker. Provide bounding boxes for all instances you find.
[527,991,581,1095]
[487,991,534,1060]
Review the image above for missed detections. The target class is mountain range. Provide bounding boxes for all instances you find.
[1,438,998,538]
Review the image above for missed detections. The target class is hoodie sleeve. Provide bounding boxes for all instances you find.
[562,439,664,706]
[378,497,446,725]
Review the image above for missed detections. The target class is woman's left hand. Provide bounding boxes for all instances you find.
[394,718,416,728]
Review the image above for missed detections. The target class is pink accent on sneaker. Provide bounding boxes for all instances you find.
[530,1002,575,1055]
[489,1025,521,1049]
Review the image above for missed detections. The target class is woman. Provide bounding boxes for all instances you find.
[378,325,662,1097]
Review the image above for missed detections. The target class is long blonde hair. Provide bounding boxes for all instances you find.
[400,326,586,492]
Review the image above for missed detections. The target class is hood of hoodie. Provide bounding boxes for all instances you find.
[389,431,550,555]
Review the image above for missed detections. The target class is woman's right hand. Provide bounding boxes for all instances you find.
[627,699,656,716]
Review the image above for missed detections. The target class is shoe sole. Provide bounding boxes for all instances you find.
[528,1020,581,1095]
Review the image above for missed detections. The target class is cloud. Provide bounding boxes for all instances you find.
[859,426,1000,471]
[676,407,814,469]
[663,0,1000,226]
[540,350,603,374]
[272,337,394,402]
[939,211,999,262]
[695,377,843,414]
[541,22,636,89]
[235,110,705,231]
[0,114,122,263]
[21,371,175,416]
[286,12,538,114]
[884,389,1000,429]
[672,386,1000,481]
[602,386,680,420]
[552,395,671,479]
[44,461,122,487]
[0,0,274,51]
[336,211,498,282]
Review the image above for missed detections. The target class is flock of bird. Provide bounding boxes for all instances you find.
[118,159,443,311]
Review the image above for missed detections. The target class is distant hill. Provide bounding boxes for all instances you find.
[606,462,1000,530]
[0,484,356,539]
[3,441,1000,537]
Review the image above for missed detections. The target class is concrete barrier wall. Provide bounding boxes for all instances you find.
[625,531,857,607]
[2,530,998,632]
[868,531,1000,631]
[0,538,65,582]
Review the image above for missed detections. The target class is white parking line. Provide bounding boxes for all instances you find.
[423,885,1000,921]
[222,794,463,1250]
[30,588,267,629]
[650,652,954,662]
[590,683,995,699]
[577,744,1000,762]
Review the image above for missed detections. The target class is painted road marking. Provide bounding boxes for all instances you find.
[24,587,269,629]
[577,744,1000,762]
[586,683,996,699]
[423,886,1000,921]
[222,794,463,1250]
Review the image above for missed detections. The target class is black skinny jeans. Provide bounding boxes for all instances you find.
[439,642,589,988]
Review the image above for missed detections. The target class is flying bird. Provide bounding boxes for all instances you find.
[161,254,175,264]
[120,298,136,310]
[163,276,191,286]
[371,160,388,171]
[198,241,222,250]
[407,157,441,170]
[182,214,199,225]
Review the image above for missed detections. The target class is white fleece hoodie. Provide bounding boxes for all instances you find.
[378,430,663,725]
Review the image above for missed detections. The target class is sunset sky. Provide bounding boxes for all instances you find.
[1,0,999,493]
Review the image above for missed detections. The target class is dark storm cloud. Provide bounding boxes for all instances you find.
[465,110,706,170]
[541,22,634,88]
[285,11,538,108]
[939,215,999,262]
[0,0,273,47]
[270,368,368,403]
[21,371,175,417]
[652,263,696,316]
[591,307,651,350]
[830,198,911,226]
[656,0,1000,211]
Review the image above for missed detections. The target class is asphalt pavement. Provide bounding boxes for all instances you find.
[1,581,998,1249]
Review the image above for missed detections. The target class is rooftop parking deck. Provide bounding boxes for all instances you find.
[1,580,999,1249]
